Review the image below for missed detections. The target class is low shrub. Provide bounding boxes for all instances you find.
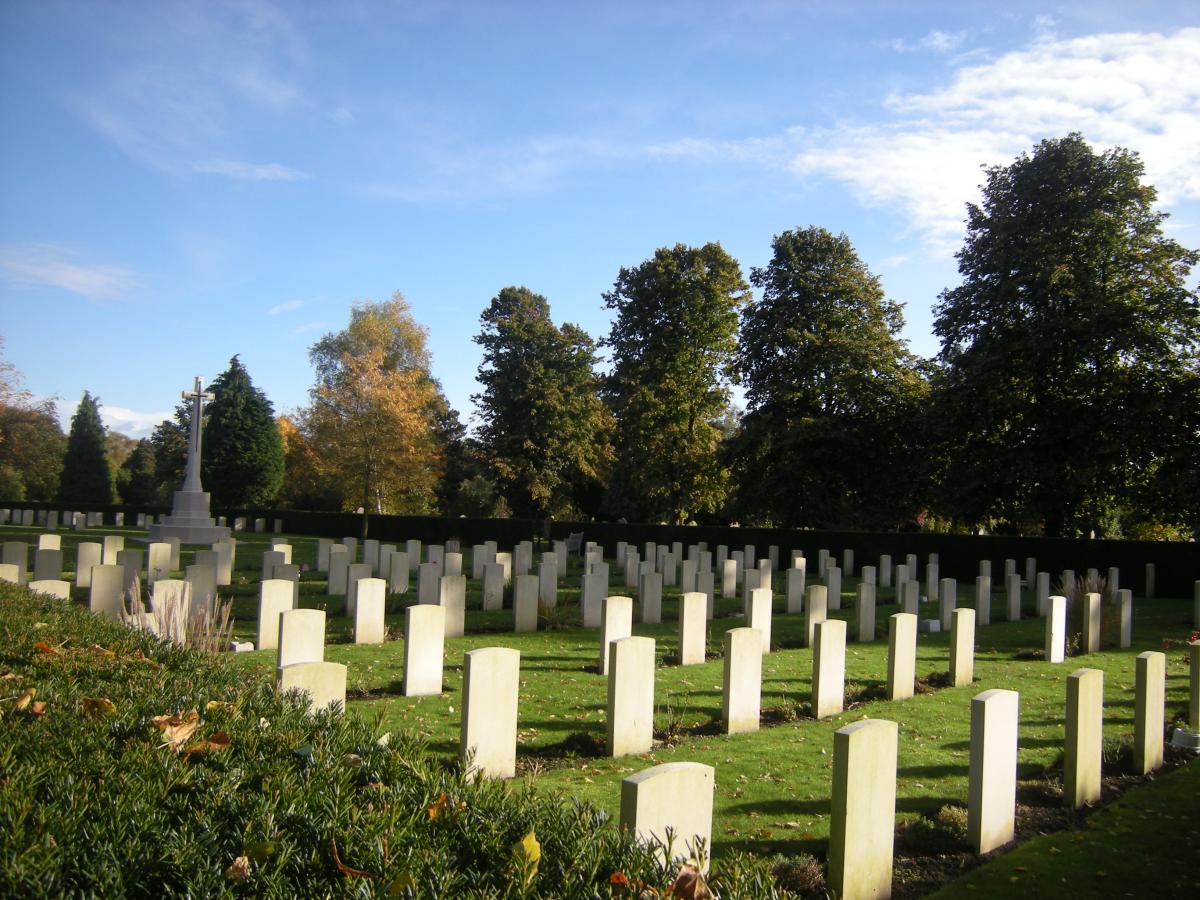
[0,584,778,897]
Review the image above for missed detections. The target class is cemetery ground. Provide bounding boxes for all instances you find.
[2,521,1198,897]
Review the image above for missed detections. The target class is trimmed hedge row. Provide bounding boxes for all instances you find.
[0,584,785,898]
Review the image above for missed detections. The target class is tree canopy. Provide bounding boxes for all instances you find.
[202,356,285,507]
[473,286,612,519]
[603,243,750,523]
[932,134,1200,536]
[304,293,446,530]
[58,391,115,503]
[731,226,930,528]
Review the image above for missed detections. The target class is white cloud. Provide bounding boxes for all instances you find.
[100,405,171,439]
[194,159,308,181]
[884,29,968,54]
[0,243,142,301]
[792,27,1200,255]
[269,299,304,315]
[291,321,326,335]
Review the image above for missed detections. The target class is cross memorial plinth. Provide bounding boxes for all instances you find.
[148,377,231,545]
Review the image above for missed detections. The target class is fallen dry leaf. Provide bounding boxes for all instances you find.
[669,863,712,900]
[31,700,47,716]
[205,700,235,713]
[14,688,36,711]
[331,836,377,879]
[32,642,60,656]
[183,731,231,759]
[82,697,116,716]
[151,709,200,750]
[225,856,251,883]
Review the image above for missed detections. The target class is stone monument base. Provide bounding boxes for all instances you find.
[148,490,230,544]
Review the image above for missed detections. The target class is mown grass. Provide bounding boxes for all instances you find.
[4,523,1198,896]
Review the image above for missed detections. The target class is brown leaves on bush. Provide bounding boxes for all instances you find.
[182,731,231,759]
[668,863,712,900]
[225,856,251,883]
[152,710,200,750]
[81,697,115,716]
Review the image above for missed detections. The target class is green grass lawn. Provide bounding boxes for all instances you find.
[6,523,1198,895]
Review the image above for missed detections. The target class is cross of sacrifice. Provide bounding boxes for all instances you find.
[180,376,216,494]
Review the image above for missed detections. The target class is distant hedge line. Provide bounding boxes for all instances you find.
[0,584,787,898]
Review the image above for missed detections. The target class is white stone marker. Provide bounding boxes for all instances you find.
[741,567,762,615]
[212,540,235,586]
[680,558,697,594]
[89,564,124,619]
[1006,573,1022,621]
[939,577,956,631]
[363,539,380,573]
[256,579,296,651]
[2,542,27,584]
[976,575,991,626]
[826,565,842,611]
[440,574,466,638]
[747,586,773,654]
[829,718,898,900]
[1134,651,1165,776]
[842,547,854,577]
[388,551,410,594]
[856,581,876,642]
[887,612,918,701]
[879,554,892,589]
[901,580,919,616]
[722,627,762,734]
[599,595,634,675]
[927,562,939,603]
[116,549,142,595]
[346,563,373,617]
[378,545,396,582]
[607,636,655,757]
[185,563,216,614]
[75,542,101,588]
[620,762,714,871]
[327,546,349,596]
[37,533,61,551]
[1035,571,1050,616]
[0,563,18,586]
[403,604,445,697]
[813,619,847,719]
[514,574,539,633]
[33,548,62,583]
[1065,667,1104,808]
[480,564,504,614]
[721,559,737,599]
[150,580,190,643]
[678,592,707,666]
[1118,588,1133,648]
[317,538,332,571]
[461,646,520,779]
[786,563,806,614]
[444,551,464,578]
[805,584,828,648]
[1046,595,1067,663]
[354,577,387,645]
[537,559,557,608]
[1144,562,1155,599]
[1082,591,1102,654]
[269,542,293,566]
[261,549,286,581]
[639,570,663,624]
[405,539,421,570]
[417,562,441,606]
[278,661,346,715]
[277,608,326,669]
[817,548,829,579]
[101,535,124,565]
[950,608,976,687]
[697,570,715,619]
[968,688,1019,854]
[581,571,606,628]
[341,536,357,561]
[28,579,70,599]
[496,551,513,583]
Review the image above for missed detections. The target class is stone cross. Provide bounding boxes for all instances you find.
[180,376,215,493]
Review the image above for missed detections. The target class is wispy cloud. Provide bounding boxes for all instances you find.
[100,404,171,439]
[792,27,1200,254]
[884,29,969,54]
[291,321,326,335]
[269,299,305,315]
[194,159,308,181]
[0,243,142,301]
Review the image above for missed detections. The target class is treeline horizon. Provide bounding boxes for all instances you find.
[3,135,1198,541]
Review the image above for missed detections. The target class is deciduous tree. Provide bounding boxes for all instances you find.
[305,293,445,533]
[603,243,750,523]
[932,134,1200,536]
[731,226,930,528]
[473,286,612,519]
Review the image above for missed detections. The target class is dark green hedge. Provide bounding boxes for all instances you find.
[0,584,782,898]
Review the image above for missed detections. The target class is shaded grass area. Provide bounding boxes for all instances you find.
[6,524,1198,896]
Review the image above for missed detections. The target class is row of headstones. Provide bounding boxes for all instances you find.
[0,507,287,533]
[617,646,1195,896]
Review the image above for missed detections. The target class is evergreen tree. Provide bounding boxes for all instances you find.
[117,439,160,505]
[150,405,189,498]
[58,391,115,503]
[202,356,285,507]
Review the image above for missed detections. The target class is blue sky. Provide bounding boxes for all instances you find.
[2,1,1198,438]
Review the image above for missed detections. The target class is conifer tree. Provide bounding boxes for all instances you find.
[202,356,284,507]
[58,391,115,503]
